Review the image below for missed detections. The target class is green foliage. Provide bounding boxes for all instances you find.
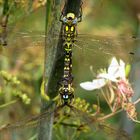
[125,64,131,78]
[52,97,130,140]
[0,70,20,84]
[0,70,31,106]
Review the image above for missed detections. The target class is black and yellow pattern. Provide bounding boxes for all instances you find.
[59,12,82,105]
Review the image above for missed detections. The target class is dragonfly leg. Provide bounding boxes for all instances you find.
[59,12,64,22]
[78,1,83,22]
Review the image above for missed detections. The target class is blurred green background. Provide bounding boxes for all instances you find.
[0,0,140,139]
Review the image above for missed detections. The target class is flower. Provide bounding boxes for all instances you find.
[79,57,140,122]
[122,102,137,120]
[80,57,126,91]
[97,57,125,82]
[117,79,134,98]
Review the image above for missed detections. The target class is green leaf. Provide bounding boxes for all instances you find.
[125,64,131,77]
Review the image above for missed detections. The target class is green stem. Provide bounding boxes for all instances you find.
[0,99,17,109]
[38,0,61,140]
[45,0,51,32]
[2,0,9,15]
[101,88,113,112]
[39,0,82,139]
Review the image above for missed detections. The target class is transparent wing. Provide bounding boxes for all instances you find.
[70,34,137,107]
[72,34,138,75]
[1,29,138,90]
[0,105,63,140]
[1,31,139,56]
[1,30,138,89]
[0,103,131,140]
[75,34,139,57]
[66,105,131,140]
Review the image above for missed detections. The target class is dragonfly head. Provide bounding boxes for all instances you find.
[62,88,69,100]
[62,94,69,105]
[66,13,75,20]
[62,93,74,105]
[62,13,78,25]
[59,84,74,105]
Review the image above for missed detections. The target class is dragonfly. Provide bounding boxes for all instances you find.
[0,0,139,139]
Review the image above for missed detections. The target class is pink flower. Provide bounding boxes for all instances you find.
[117,79,134,98]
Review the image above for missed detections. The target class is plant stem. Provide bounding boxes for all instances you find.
[38,0,82,139]
[98,98,140,121]
[2,0,9,15]
[38,0,61,140]
[0,100,17,109]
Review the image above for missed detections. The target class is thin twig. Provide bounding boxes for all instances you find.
[101,88,113,112]
[98,98,140,121]
[0,100,17,109]
[98,109,122,121]
[134,98,140,105]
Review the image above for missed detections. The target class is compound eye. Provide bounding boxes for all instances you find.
[63,17,67,23]
[73,18,78,24]
[66,95,68,99]
[63,95,69,99]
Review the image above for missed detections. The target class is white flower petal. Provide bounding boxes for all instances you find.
[119,59,125,79]
[98,73,118,82]
[108,57,119,76]
[80,81,96,90]
[92,79,106,88]
[80,79,106,91]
